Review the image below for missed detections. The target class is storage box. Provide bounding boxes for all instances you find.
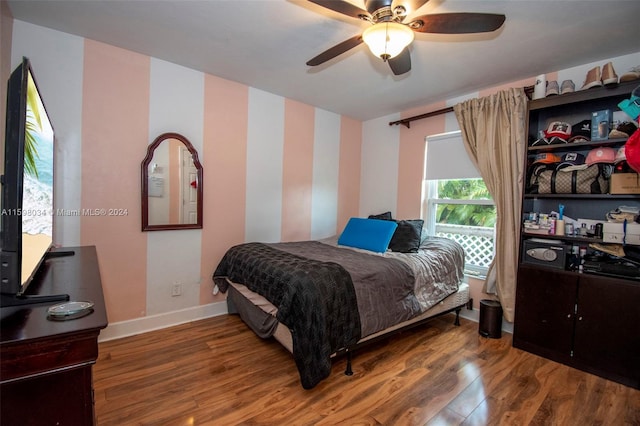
[610,173,640,194]
[603,222,640,245]
[591,109,611,141]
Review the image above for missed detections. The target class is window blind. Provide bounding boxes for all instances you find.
[425,130,480,180]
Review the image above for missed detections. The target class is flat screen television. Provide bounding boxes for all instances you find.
[1,57,70,307]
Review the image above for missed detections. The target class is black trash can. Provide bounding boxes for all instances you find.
[479,299,503,338]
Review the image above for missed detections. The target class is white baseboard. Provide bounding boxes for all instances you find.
[98,301,228,342]
[98,302,513,343]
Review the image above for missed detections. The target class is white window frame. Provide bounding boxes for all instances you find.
[423,130,496,278]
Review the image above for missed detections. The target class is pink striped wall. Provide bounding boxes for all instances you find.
[282,99,314,242]
[338,116,362,231]
[81,40,150,321]
[200,74,249,304]
[9,20,363,324]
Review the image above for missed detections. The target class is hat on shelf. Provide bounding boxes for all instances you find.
[556,152,587,171]
[568,119,591,142]
[586,147,616,165]
[545,121,572,140]
[533,152,561,164]
[614,146,627,164]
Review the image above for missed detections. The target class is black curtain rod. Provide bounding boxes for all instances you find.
[389,85,534,128]
[388,106,454,128]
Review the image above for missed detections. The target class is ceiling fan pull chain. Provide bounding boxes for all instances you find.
[383,24,390,62]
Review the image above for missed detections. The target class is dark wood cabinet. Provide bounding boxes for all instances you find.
[572,274,640,386]
[514,265,640,388]
[514,265,577,361]
[513,81,640,390]
[0,246,108,425]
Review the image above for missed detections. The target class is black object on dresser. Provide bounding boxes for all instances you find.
[1,246,108,425]
[513,81,640,390]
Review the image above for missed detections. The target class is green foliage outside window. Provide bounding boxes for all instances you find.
[436,179,496,227]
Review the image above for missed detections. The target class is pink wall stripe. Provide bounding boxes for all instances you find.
[337,116,362,230]
[281,99,314,242]
[200,74,249,304]
[397,102,447,219]
[81,39,150,322]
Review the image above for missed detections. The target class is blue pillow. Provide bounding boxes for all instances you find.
[338,217,398,253]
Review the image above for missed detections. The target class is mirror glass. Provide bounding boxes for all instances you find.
[141,133,203,231]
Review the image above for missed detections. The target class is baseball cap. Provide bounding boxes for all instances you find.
[556,152,587,171]
[545,121,572,140]
[614,146,627,164]
[533,152,561,164]
[586,147,616,165]
[568,119,591,143]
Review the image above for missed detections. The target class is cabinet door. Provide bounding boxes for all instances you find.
[514,265,578,361]
[573,274,640,387]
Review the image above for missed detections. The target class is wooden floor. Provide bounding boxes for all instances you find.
[94,314,640,425]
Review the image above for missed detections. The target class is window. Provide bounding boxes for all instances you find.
[423,131,496,277]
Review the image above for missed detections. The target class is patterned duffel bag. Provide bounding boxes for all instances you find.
[528,163,611,194]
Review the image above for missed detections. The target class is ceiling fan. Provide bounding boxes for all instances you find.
[306,0,506,75]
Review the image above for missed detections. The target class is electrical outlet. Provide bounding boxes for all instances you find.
[171,283,182,297]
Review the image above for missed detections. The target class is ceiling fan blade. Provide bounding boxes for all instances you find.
[365,0,393,14]
[388,49,411,75]
[306,35,364,66]
[307,0,370,19]
[409,13,506,34]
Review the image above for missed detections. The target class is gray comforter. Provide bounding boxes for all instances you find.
[273,240,421,338]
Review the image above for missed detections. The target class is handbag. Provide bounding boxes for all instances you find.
[528,163,611,194]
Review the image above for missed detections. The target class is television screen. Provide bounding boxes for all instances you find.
[1,57,64,307]
[20,68,54,287]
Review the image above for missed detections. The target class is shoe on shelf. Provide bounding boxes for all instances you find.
[545,80,559,96]
[560,80,575,94]
[602,62,618,85]
[581,66,603,90]
[620,66,640,83]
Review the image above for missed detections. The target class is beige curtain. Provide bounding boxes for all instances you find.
[453,88,528,322]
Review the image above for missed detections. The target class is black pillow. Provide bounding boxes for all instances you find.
[368,211,392,220]
[388,219,424,253]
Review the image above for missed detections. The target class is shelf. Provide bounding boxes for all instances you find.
[524,193,639,199]
[522,232,603,244]
[528,80,638,111]
[527,138,627,152]
[516,75,640,391]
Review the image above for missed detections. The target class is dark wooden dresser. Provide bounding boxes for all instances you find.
[1,246,108,425]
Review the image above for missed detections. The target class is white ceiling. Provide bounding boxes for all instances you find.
[6,0,640,121]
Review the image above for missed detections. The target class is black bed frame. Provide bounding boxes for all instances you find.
[226,286,473,379]
[337,298,474,376]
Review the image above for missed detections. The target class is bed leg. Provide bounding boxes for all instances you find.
[344,350,354,376]
[454,307,461,326]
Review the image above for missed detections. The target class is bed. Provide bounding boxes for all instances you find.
[212,218,468,389]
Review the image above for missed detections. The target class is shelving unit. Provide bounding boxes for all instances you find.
[512,80,640,390]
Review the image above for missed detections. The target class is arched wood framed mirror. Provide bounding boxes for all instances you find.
[141,133,203,231]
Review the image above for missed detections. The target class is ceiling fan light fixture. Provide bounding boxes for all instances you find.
[362,22,414,61]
